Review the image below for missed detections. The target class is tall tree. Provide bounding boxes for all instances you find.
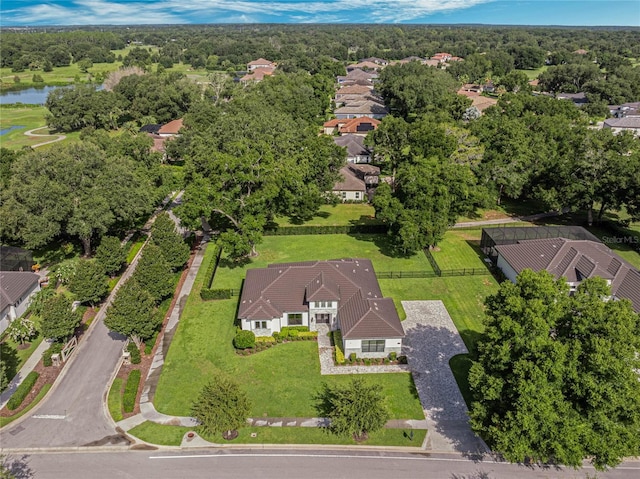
[318,378,390,441]
[40,295,81,342]
[191,374,251,440]
[95,235,127,277]
[68,259,109,307]
[0,142,152,256]
[104,277,159,347]
[151,212,190,271]
[132,244,174,303]
[470,270,640,470]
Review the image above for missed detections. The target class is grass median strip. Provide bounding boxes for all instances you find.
[108,377,124,422]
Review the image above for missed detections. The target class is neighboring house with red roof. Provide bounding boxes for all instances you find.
[158,118,184,137]
[0,271,40,334]
[238,259,404,358]
[247,58,276,71]
[338,117,380,136]
[240,67,275,83]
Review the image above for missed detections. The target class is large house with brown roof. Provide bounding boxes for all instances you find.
[247,58,276,71]
[238,259,404,357]
[0,271,40,334]
[495,237,640,312]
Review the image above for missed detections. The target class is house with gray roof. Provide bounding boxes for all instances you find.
[334,101,389,120]
[602,117,640,137]
[238,259,404,358]
[333,134,372,163]
[0,271,41,334]
[495,238,640,313]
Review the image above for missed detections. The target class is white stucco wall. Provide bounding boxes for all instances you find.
[334,190,365,201]
[496,254,518,283]
[344,337,403,358]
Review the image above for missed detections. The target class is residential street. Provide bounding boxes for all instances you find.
[0,193,181,449]
[4,450,640,479]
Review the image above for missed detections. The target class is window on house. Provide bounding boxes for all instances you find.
[316,301,330,308]
[361,340,385,353]
[341,192,347,199]
[253,321,268,330]
[288,313,303,326]
[355,192,361,200]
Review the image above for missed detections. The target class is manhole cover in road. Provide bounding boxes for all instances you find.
[9,425,24,436]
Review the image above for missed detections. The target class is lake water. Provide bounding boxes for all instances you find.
[0,125,25,136]
[0,84,103,105]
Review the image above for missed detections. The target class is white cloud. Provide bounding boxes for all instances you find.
[1,0,496,25]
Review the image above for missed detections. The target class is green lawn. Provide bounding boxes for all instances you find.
[212,234,433,290]
[430,230,490,270]
[127,421,426,447]
[273,204,380,227]
[516,65,547,80]
[0,384,51,428]
[380,275,496,351]
[154,240,424,420]
[108,378,124,422]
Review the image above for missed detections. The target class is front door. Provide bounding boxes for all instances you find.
[315,313,330,324]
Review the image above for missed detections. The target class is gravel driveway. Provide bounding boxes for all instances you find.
[402,300,489,454]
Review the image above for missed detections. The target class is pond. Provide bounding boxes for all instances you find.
[0,125,25,136]
[0,84,103,105]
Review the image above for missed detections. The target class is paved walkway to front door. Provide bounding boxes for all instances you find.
[401,300,489,455]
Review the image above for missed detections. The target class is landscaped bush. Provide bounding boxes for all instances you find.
[7,371,39,411]
[298,331,318,340]
[398,355,408,364]
[127,341,141,364]
[233,330,256,349]
[364,358,371,366]
[200,288,233,300]
[389,351,397,361]
[349,352,357,363]
[42,342,63,367]
[255,336,276,343]
[203,243,221,289]
[123,369,141,413]
[288,329,299,338]
[144,331,158,355]
[333,330,345,364]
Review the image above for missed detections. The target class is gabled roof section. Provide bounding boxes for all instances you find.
[339,116,380,134]
[334,101,389,117]
[238,259,403,338]
[0,272,39,312]
[158,119,183,135]
[339,292,404,339]
[306,272,340,302]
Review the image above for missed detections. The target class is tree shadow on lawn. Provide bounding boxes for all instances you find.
[347,232,414,259]
[218,256,251,270]
[403,322,488,458]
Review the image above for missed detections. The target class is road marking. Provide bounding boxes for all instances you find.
[147,453,640,470]
[32,414,66,419]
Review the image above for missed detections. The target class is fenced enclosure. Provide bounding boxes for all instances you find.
[480,226,600,264]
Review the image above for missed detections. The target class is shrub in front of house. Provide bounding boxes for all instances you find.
[349,353,357,363]
[255,336,276,343]
[389,351,397,361]
[298,331,318,340]
[234,330,256,350]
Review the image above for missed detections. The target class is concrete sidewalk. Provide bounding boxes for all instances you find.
[0,339,50,410]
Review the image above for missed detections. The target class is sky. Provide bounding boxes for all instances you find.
[0,1,639,27]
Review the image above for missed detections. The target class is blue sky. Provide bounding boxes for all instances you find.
[1,1,638,27]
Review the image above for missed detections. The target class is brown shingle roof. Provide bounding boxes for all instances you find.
[496,238,640,312]
[333,166,366,192]
[334,101,389,117]
[0,271,39,312]
[238,259,403,339]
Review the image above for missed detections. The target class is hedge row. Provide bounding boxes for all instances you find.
[203,243,221,289]
[7,371,39,411]
[264,224,387,236]
[333,330,345,364]
[256,336,276,343]
[127,342,141,364]
[123,369,141,413]
[200,288,233,300]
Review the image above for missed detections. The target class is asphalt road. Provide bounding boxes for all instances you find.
[4,450,640,479]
